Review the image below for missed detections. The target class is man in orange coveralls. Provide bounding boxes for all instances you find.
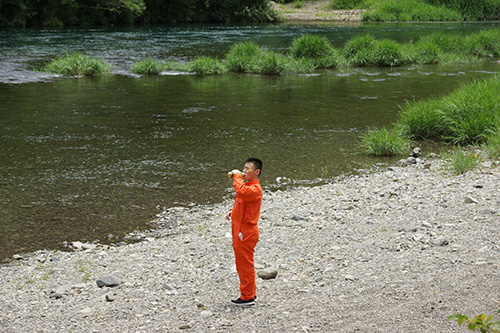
[225,157,263,306]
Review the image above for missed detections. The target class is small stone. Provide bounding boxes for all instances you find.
[345,275,356,281]
[431,237,449,246]
[201,310,213,318]
[257,268,278,280]
[407,157,417,164]
[398,159,408,166]
[423,162,432,169]
[291,214,307,221]
[80,307,92,315]
[480,208,496,215]
[179,324,192,330]
[12,254,24,260]
[71,241,83,250]
[96,275,122,288]
[421,222,432,228]
[105,292,115,302]
[163,281,175,290]
[464,196,478,204]
[49,285,67,299]
[81,243,97,251]
[72,283,86,290]
[400,225,416,233]
[410,147,421,157]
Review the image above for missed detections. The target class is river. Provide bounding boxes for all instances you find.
[1,22,499,261]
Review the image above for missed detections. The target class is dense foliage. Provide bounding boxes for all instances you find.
[0,0,280,27]
[424,0,500,20]
[362,0,500,21]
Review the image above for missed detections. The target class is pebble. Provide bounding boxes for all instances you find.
[257,268,278,280]
[96,275,122,288]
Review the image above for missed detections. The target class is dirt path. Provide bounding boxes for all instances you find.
[270,0,364,21]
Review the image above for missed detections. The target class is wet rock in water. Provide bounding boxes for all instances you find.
[96,275,122,288]
[258,268,278,280]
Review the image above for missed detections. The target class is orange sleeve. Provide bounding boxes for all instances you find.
[232,174,261,201]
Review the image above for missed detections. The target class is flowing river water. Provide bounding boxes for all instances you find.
[1,22,499,261]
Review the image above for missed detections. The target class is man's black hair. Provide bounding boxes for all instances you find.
[245,157,263,176]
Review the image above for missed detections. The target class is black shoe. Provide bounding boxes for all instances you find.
[231,297,255,306]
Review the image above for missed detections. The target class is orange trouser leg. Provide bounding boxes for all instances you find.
[233,234,258,301]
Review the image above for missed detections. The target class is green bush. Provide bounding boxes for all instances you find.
[188,56,227,75]
[425,0,500,20]
[360,126,410,156]
[42,53,114,76]
[362,0,462,21]
[130,58,164,75]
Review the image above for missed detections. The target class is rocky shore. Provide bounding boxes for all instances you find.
[270,1,364,22]
[1,154,500,332]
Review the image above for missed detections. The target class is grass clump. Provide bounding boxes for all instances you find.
[289,34,345,69]
[257,51,288,75]
[290,34,334,60]
[188,56,227,75]
[442,147,482,175]
[360,126,410,156]
[42,53,114,76]
[483,128,500,159]
[130,58,165,75]
[225,41,262,73]
[468,29,500,57]
[363,0,462,21]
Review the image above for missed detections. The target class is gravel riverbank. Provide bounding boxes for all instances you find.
[1,155,500,332]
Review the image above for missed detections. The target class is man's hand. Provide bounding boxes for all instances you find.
[225,209,232,221]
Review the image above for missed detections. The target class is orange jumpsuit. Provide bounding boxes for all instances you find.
[231,173,262,301]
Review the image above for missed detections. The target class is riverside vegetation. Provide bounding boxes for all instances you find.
[360,75,500,173]
[43,29,500,77]
[328,0,500,21]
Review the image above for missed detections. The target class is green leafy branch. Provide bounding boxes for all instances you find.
[447,310,500,333]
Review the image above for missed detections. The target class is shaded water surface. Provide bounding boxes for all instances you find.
[1,23,499,260]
